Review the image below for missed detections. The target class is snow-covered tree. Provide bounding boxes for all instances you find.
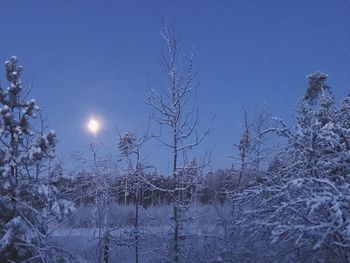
[0,57,74,262]
[118,130,151,263]
[235,72,350,262]
[73,143,117,263]
[146,23,210,262]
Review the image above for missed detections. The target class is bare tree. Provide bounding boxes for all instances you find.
[146,23,210,262]
[118,130,151,263]
[249,108,273,179]
[74,143,116,263]
[229,107,275,190]
[235,109,250,191]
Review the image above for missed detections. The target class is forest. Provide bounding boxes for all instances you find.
[0,18,350,263]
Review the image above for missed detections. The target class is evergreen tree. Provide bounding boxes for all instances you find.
[235,72,350,262]
[0,57,73,262]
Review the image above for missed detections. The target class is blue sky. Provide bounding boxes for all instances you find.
[0,0,349,174]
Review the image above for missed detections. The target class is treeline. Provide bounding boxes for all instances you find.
[55,167,256,207]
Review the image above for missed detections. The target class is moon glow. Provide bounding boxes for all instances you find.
[87,118,100,134]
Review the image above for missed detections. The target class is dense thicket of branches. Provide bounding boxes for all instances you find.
[228,73,350,262]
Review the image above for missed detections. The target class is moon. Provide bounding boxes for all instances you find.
[87,118,100,134]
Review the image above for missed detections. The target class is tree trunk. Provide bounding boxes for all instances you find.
[103,235,109,263]
[135,202,139,263]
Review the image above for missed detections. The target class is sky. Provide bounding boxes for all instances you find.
[0,0,349,174]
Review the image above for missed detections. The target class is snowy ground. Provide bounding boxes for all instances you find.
[48,204,228,262]
[50,227,223,262]
[47,204,295,262]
